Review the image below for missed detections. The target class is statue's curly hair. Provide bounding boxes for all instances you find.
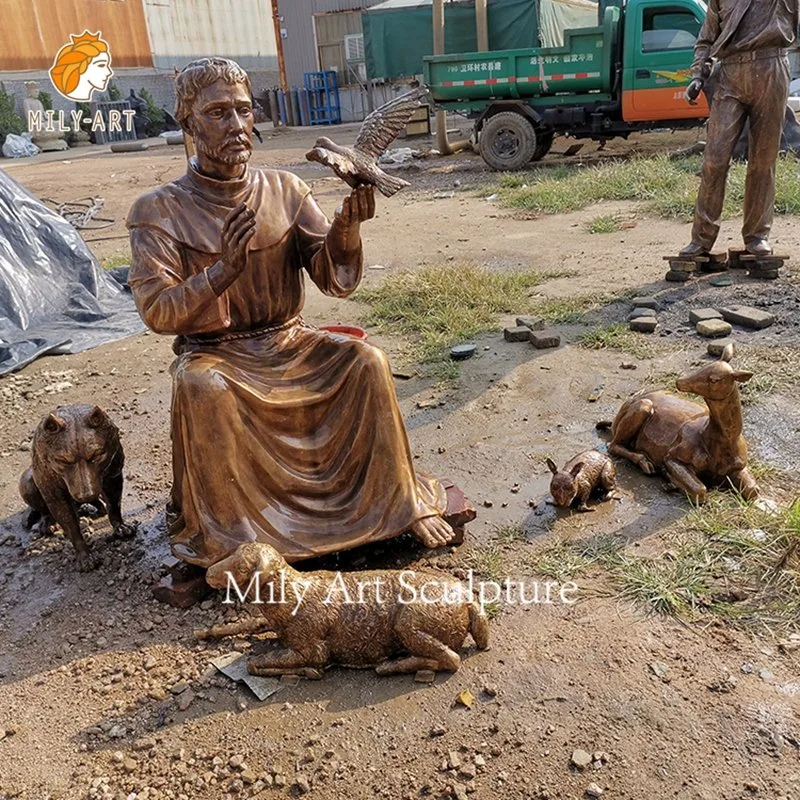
[49,31,109,96]
[175,57,252,128]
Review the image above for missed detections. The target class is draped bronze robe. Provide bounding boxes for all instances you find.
[127,162,446,567]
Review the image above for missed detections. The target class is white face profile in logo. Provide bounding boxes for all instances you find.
[49,31,114,102]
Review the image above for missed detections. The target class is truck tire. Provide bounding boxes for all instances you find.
[480,111,537,171]
[532,131,554,162]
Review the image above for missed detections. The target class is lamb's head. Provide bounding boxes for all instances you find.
[206,542,289,595]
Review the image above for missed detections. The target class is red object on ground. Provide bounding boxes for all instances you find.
[319,325,368,340]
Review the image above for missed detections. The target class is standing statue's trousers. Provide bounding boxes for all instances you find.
[692,52,790,250]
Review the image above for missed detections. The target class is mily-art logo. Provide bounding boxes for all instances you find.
[28,30,135,136]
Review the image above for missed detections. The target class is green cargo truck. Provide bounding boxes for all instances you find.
[423,0,710,169]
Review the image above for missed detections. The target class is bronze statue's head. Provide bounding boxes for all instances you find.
[176,57,254,169]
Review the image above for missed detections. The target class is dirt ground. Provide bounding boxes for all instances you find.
[1,124,799,800]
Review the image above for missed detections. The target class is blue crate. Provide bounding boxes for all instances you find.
[304,70,341,126]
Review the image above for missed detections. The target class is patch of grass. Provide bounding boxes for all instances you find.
[355,263,566,363]
[466,546,505,583]
[102,252,132,270]
[526,534,624,581]
[490,154,800,222]
[737,346,800,404]
[615,551,711,617]
[492,523,526,543]
[577,323,655,359]
[586,214,622,234]
[615,494,800,631]
[644,369,683,389]
[530,293,610,324]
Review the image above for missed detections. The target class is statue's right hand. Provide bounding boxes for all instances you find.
[221,202,256,276]
[685,78,704,105]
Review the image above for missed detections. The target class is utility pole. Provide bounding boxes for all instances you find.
[270,0,289,92]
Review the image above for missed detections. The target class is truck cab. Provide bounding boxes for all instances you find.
[424,0,710,170]
[621,0,709,122]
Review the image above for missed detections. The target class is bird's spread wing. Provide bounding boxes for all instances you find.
[353,86,428,160]
[307,147,358,180]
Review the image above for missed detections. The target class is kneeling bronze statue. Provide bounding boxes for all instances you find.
[127,58,459,570]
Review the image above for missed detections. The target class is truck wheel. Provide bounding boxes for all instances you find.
[532,131,554,162]
[480,111,537,171]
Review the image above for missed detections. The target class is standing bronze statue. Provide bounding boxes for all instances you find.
[126,58,456,568]
[681,0,798,258]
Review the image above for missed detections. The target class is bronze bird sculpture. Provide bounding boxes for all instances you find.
[306,86,428,197]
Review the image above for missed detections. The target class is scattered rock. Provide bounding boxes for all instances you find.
[430,724,447,737]
[455,689,475,708]
[482,684,498,698]
[696,319,732,338]
[719,305,776,330]
[503,326,530,342]
[708,674,738,693]
[450,344,477,361]
[447,751,462,770]
[571,749,593,770]
[169,680,189,695]
[620,362,637,370]
[631,296,657,309]
[229,754,246,770]
[176,688,195,711]
[516,315,545,331]
[629,317,657,333]
[530,329,561,349]
[451,784,469,800]
[415,670,436,684]
[458,763,477,781]
[689,308,723,325]
[649,661,670,682]
[586,782,604,798]
[707,339,735,358]
[758,668,774,682]
[627,307,656,320]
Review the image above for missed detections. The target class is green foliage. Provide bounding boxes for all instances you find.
[355,263,566,363]
[37,90,53,111]
[586,214,622,234]
[0,85,26,141]
[139,87,165,137]
[106,82,122,101]
[490,154,800,221]
[529,293,609,324]
[577,323,655,359]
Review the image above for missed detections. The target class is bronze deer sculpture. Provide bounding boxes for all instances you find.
[605,344,758,504]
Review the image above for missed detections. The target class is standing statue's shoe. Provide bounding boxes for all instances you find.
[679,242,709,258]
[745,239,772,256]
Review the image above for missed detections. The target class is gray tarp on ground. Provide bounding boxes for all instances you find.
[0,167,144,376]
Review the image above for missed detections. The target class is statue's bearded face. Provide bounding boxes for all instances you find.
[187,79,253,166]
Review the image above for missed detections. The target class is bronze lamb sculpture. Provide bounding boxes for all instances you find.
[205,542,490,678]
[603,344,757,504]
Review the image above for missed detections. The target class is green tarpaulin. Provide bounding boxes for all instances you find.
[363,0,540,80]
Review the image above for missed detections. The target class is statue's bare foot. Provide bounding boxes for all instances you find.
[411,516,454,548]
